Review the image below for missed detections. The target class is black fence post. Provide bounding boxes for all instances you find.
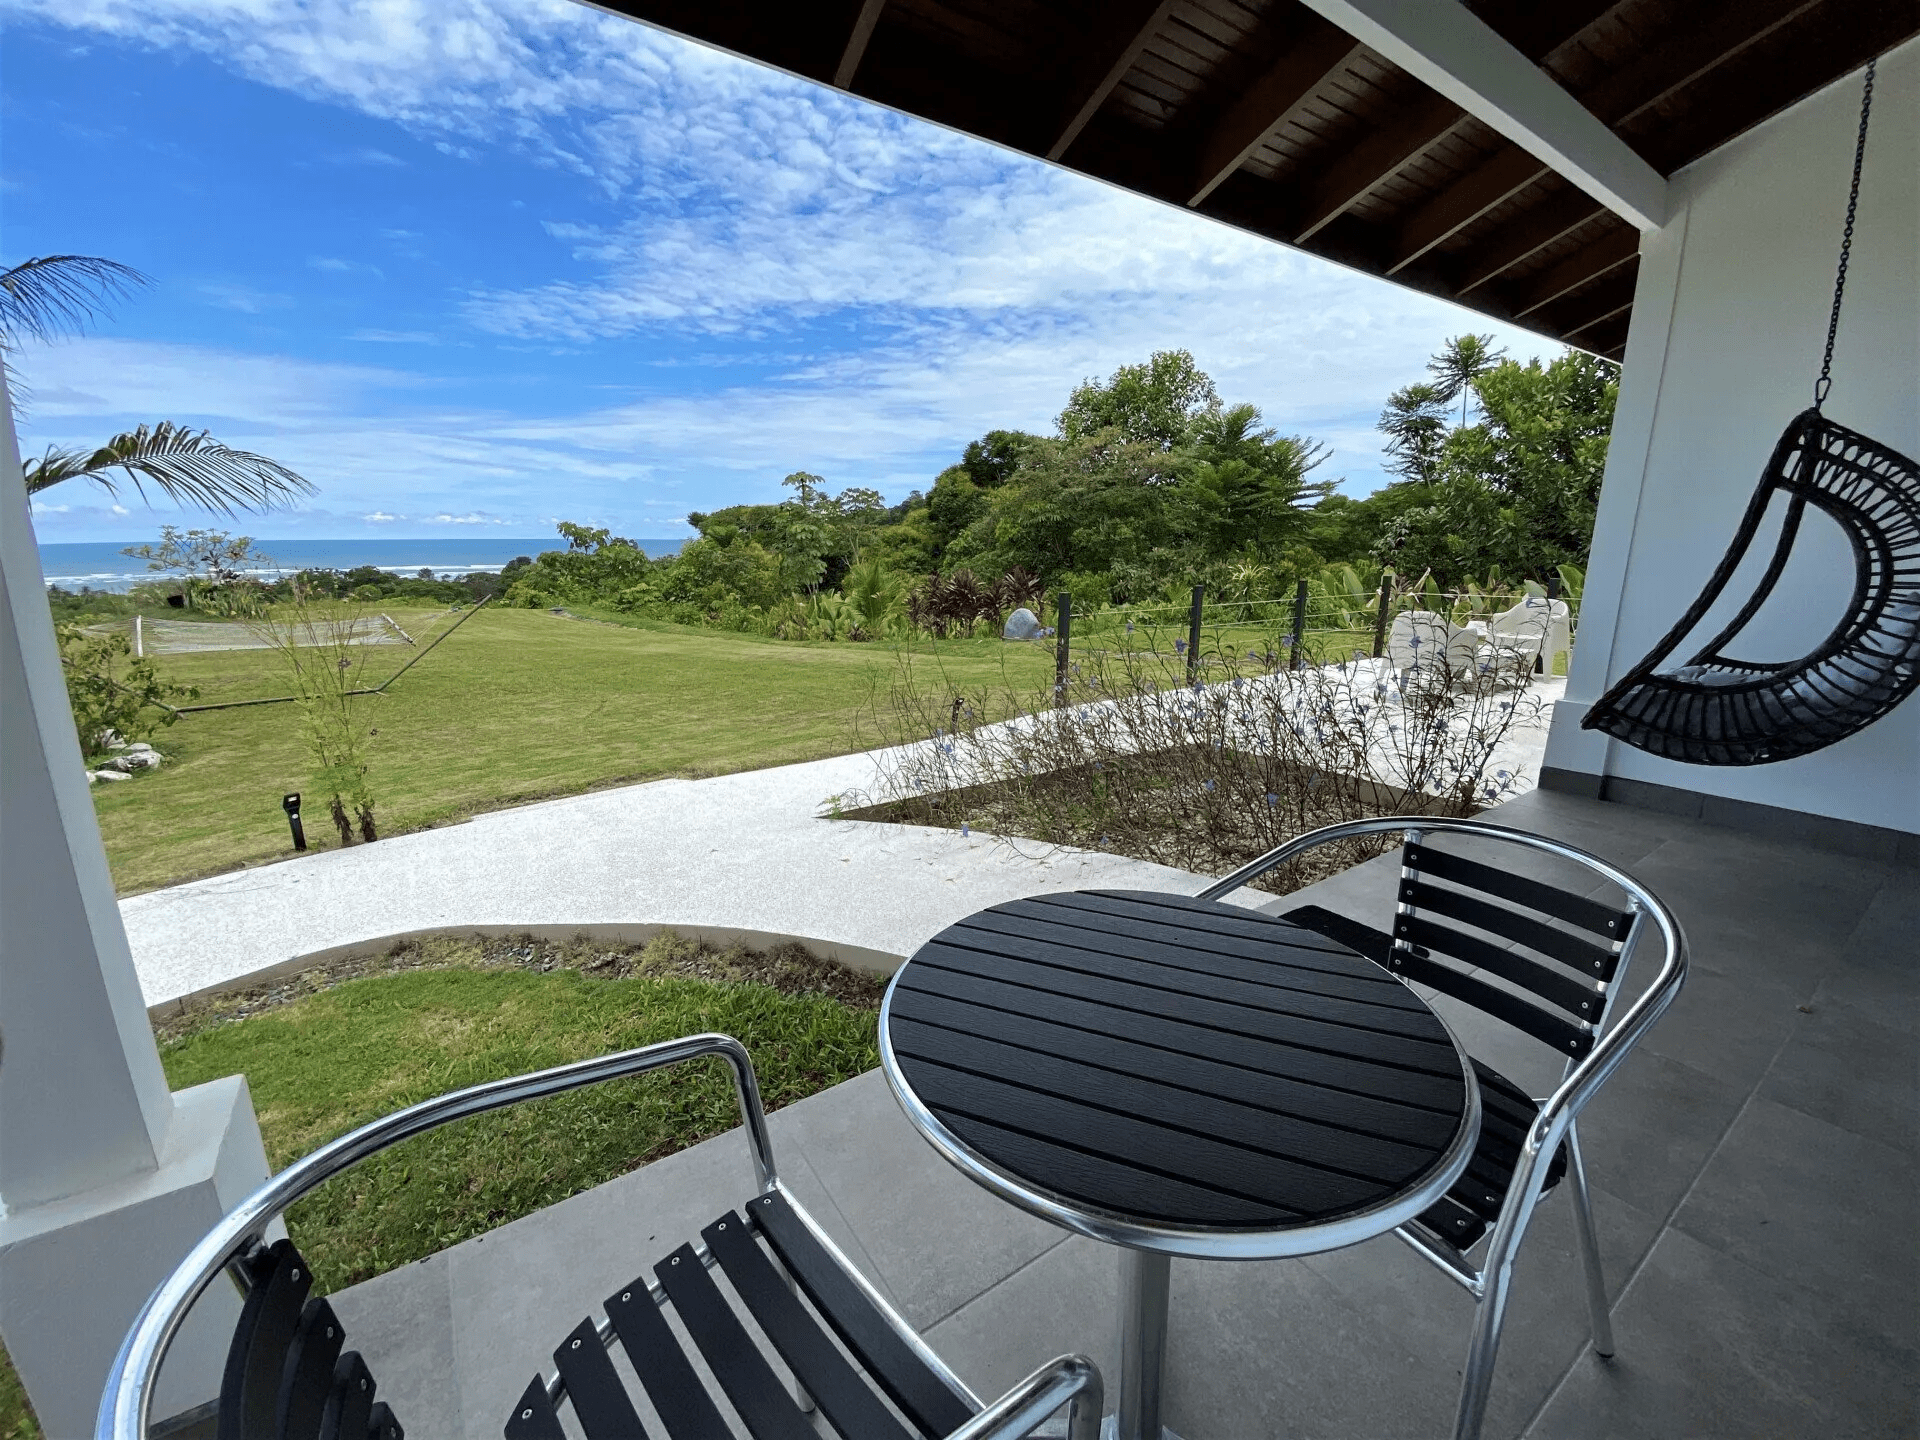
[1186,584,1204,684]
[1054,592,1072,703]
[1288,579,1309,671]
[1546,571,1561,601]
[1371,570,1392,658]
[282,792,307,851]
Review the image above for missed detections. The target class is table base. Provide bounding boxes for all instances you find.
[1114,1249,1174,1440]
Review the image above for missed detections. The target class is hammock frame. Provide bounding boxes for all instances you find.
[1582,57,1920,766]
[1582,410,1920,764]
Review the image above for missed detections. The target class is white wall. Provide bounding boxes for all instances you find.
[1546,40,1919,834]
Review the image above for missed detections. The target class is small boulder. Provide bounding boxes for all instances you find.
[1002,607,1043,640]
[89,768,132,783]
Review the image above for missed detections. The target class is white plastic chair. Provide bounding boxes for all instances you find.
[1387,610,1481,682]
[1489,596,1571,674]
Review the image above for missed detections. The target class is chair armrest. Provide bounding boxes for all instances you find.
[1197,814,1418,899]
[100,1033,773,1440]
[944,1355,1104,1440]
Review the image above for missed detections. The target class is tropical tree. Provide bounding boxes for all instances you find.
[1426,332,1507,428]
[1057,349,1221,450]
[2,254,313,514]
[1377,349,1618,584]
[24,422,309,512]
[1378,381,1450,483]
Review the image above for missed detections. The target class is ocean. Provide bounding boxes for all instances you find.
[37,537,687,592]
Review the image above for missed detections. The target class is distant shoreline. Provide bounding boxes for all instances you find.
[38,536,688,593]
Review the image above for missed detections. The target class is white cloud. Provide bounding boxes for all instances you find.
[199,282,295,313]
[309,256,383,277]
[15,337,427,423]
[363,510,404,522]
[7,0,1570,538]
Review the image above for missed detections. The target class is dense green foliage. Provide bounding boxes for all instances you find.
[55,624,196,756]
[493,343,1614,637]
[1371,347,1619,585]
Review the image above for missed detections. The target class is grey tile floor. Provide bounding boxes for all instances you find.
[329,789,1918,1438]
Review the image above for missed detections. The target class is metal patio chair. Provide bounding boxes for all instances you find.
[99,1034,1103,1440]
[1196,817,1686,1440]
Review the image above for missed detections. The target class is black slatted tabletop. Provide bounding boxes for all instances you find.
[882,890,1474,1236]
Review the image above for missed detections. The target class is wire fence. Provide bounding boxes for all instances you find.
[1035,578,1579,690]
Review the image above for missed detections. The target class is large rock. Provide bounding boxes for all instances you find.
[1002,606,1043,640]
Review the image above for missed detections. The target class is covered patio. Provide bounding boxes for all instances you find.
[1,2,1914,1437]
[322,783,1915,1438]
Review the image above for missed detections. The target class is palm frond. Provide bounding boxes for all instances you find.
[0,255,150,347]
[23,422,314,515]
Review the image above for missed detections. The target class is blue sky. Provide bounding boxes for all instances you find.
[4,0,1557,545]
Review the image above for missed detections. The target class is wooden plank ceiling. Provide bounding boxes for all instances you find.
[592,0,1919,360]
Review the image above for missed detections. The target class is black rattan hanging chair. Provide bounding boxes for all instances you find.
[1583,59,1920,766]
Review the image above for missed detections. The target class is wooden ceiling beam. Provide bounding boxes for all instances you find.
[1185,21,1366,207]
[1455,189,1605,293]
[1380,0,1639,275]
[1479,0,1633,68]
[1385,145,1548,274]
[1581,0,1827,129]
[1045,0,1182,161]
[1296,0,1668,228]
[1578,311,1633,360]
[1550,271,1638,338]
[1638,5,1919,174]
[833,0,889,90]
[1510,225,1639,317]
[1293,92,1466,242]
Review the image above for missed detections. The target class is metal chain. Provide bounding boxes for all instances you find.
[1815,58,1876,409]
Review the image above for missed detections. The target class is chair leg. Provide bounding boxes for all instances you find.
[1451,1257,1516,1440]
[1564,1121,1615,1358]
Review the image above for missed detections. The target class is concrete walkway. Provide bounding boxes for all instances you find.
[122,676,1563,1008]
[123,748,1216,1007]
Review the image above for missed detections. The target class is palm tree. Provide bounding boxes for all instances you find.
[3,254,314,514]
[1379,382,1449,484]
[1426,333,1506,429]
[23,423,310,512]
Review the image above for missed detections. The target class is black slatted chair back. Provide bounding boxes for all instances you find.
[507,1190,975,1440]
[1284,834,1641,1250]
[1386,840,1637,1061]
[215,1239,404,1440]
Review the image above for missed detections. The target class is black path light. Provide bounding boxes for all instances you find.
[282,792,307,851]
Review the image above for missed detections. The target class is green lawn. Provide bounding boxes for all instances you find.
[95,605,1051,894]
[1,934,883,1435]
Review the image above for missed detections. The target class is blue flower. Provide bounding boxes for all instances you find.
[961,823,970,837]
[1203,779,1216,792]
[1175,638,1187,653]
[1265,793,1278,806]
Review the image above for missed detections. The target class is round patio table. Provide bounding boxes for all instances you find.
[880,889,1480,1440]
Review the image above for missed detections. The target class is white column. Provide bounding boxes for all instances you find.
[1540,200,1690,785]
[0,373,270,1435]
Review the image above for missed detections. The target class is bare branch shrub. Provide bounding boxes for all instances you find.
[250,589,382,845]
[849,634,1543,895]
